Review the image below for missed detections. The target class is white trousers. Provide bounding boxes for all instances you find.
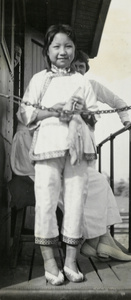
[34,155,88,245]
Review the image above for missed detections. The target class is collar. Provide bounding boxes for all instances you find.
[51,64,71,74]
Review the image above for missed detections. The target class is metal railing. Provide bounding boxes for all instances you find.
[97,124,131,252]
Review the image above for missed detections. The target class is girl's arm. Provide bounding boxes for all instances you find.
[35,102,66,121]
[17,72,65,127]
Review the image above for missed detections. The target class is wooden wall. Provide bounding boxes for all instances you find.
[0,0,14,257]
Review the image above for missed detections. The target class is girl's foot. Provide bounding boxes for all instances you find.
[45,269,64,285]
[64,244,84,282]
[64,265,84,282]
[40,245,64,285]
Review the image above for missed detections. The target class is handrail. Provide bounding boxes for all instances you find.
[98,123,131,147]
[97,124,131,252]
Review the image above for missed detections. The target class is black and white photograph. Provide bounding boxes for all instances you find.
[0,0,131,299]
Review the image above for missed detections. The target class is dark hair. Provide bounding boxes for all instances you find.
[74,50,90,72]
[43,24,77,68]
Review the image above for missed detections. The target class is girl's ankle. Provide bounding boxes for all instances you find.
[64,260,78,273]
[44,258,59,276]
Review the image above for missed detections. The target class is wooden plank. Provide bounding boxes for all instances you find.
[109,261,131,288]
[91,258,121,288]
[77,253,103,288]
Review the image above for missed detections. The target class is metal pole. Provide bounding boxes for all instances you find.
[110,137,114,192]
[98,146,102,173]
[110,137,114,236]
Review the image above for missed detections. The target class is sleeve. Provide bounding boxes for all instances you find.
[83,76,100,122]
[17,71,46,128]
[90,80,130,124]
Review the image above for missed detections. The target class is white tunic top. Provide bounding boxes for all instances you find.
[17,69,98,161]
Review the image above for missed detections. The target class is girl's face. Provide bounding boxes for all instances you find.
[47,32,75,69]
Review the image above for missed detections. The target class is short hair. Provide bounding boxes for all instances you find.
[74,50,90,72]
[43,24,77,68]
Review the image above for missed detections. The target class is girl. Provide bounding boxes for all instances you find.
[17,24,98,285]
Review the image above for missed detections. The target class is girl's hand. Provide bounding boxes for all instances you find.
[59,112,72,123]
[51,102,66,117]
[72,96,85,111]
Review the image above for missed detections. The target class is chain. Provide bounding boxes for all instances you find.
[0,93,131,116]
[23,100,131,116]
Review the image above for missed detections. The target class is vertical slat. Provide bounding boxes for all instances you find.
[97,145,102,173]
[110,137,115,236]
[110,137,114,192]
[71,0,78,27]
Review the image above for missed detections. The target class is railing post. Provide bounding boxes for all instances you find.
[129,129,131,252]
[110,136,115,236]
[110,136,114,192]
[97,145,102,173]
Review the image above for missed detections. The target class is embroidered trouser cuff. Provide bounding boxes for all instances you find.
[35,236,59,246]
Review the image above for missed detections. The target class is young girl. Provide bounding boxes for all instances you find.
[17,24,98,285]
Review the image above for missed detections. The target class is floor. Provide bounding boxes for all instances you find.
[0,240,131,300]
